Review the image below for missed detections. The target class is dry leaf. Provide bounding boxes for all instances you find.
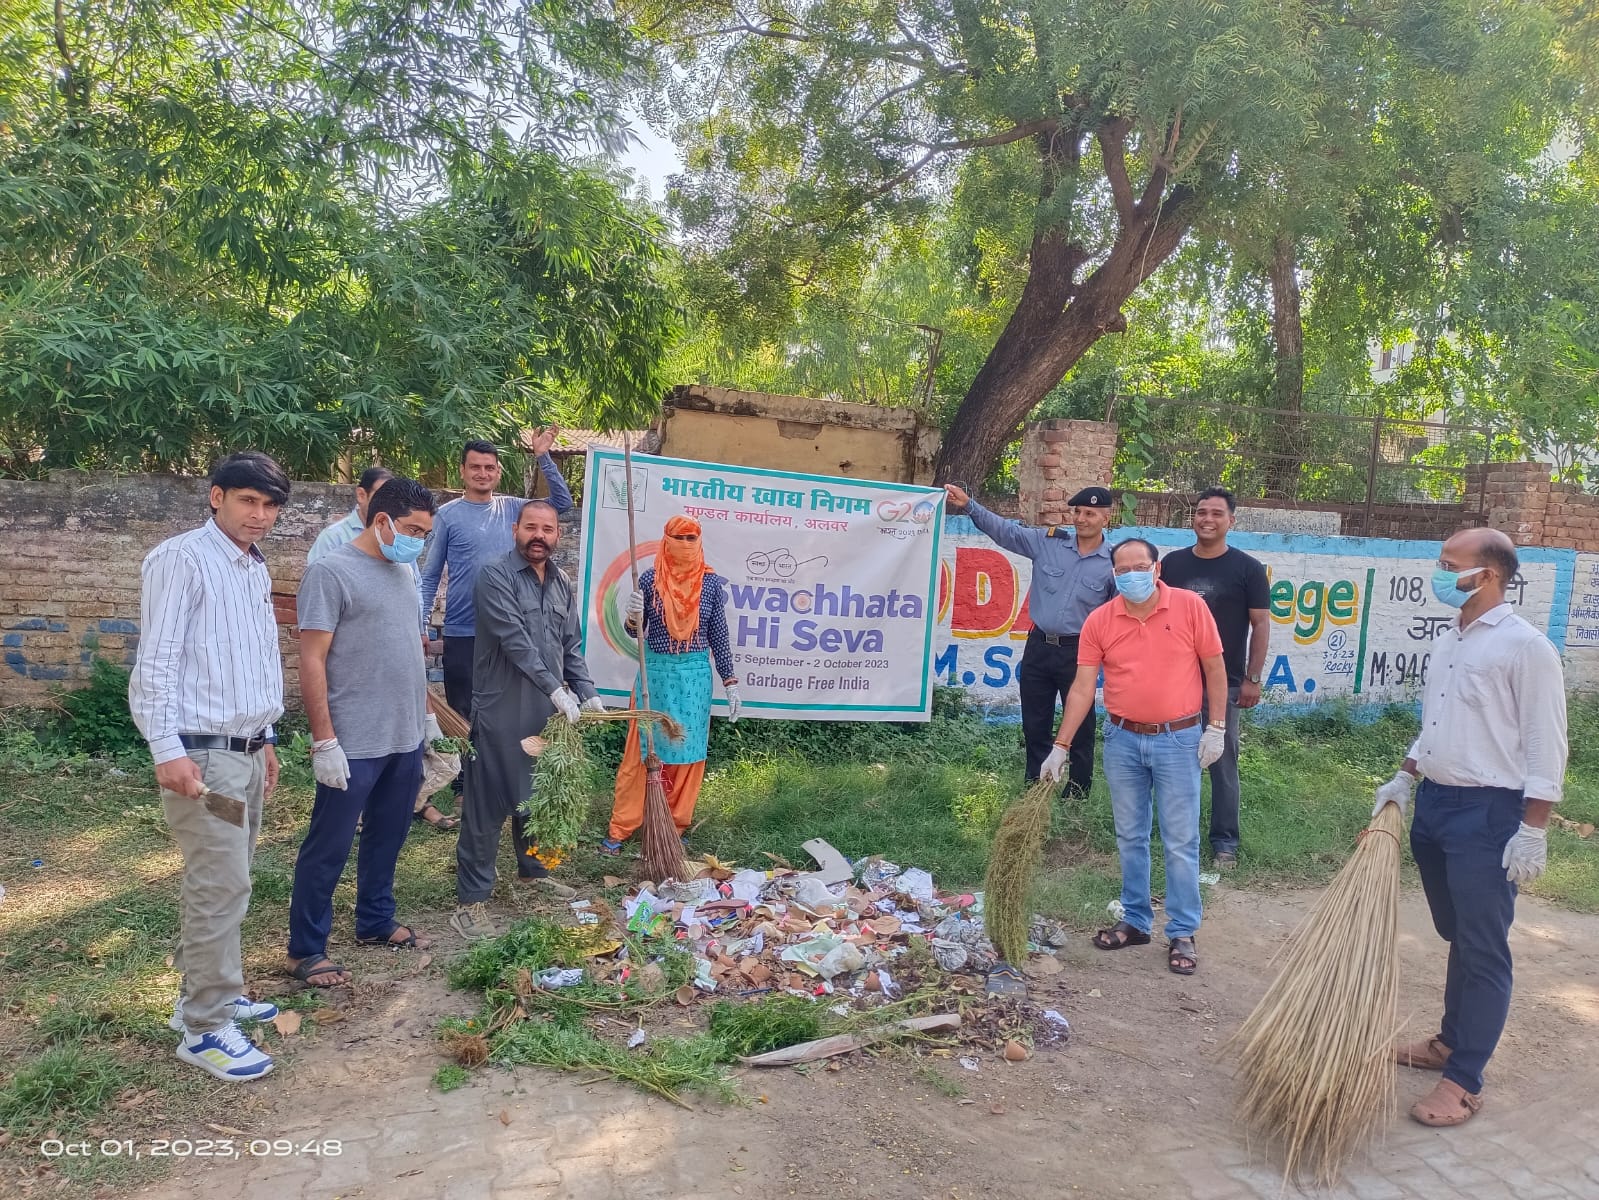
[272,1011,303,1036]
[602,875,626,888]
[314,1009,346,1025]
[416,954,433,970]
[498,1109,511,1126]
[1026,954,1062,978]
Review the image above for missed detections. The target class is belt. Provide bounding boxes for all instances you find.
[1107,712,1203,736]
[1027,630,1080,646]
[179,732,272,755]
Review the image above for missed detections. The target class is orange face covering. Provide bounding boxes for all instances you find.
[654,515,711,648]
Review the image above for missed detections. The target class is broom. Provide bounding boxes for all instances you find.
[426,684,472,740]
[623,434,688,883]
[1227,802,1404,1185]
[983,779,1055,965]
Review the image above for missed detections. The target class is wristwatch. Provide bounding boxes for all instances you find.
[1247,672,1262,685]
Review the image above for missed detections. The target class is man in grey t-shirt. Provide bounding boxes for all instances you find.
[287,479,438,987]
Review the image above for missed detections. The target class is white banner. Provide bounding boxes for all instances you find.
[577,449,945,721]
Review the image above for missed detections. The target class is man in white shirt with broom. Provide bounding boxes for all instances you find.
[1373,527,1567,1128]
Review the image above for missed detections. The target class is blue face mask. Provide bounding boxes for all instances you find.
[378,515,427,565]
[1115,570,1157,604]
[1431,566,1485,609]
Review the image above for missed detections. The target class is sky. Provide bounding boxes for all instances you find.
[614,118,684,203]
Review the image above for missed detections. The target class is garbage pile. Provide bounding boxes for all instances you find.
[611,843,1069,1002]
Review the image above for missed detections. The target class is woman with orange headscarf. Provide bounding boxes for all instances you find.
[600,515,740,853]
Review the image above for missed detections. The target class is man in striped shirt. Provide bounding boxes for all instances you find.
[129,451,291,1083]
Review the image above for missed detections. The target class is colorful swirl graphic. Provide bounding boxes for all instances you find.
[593,539,661,657]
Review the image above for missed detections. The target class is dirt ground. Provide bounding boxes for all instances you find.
[119,885,1599,1200]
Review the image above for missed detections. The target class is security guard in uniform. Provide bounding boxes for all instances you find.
[944,483,1115,796]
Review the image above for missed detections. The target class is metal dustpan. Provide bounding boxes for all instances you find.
[202,790,246,827]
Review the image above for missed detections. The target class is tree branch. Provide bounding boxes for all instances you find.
[922,116,1059,152]
[1096,118,1136,224]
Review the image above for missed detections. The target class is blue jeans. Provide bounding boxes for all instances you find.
[1101,720,1204,940]
[1410,780,1524,1095]
[288,746,424,959]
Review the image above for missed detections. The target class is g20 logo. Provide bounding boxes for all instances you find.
[876,498,940,524]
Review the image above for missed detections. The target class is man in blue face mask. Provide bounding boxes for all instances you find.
[286,477,439,988]
[1374,527,1567,1128]
[1043,538,1229,977]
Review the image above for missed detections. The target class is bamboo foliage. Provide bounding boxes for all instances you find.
[983,779,1055,966]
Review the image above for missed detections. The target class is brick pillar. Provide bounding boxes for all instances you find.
[1018,419,1117,526]
[1470,462,1552,546]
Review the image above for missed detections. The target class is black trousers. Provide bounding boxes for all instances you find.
[1019,633,1095,797]
[444,634,536,873]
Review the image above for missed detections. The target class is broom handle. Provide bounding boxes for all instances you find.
[622,435,658,760]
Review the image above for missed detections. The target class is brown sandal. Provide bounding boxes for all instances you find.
[1167,937,1197,975]
[1092,922,1152,950]
[1394,1035,1452,1070]
[1409,1078,1482,1127]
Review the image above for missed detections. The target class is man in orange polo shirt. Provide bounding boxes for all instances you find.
[1043,537,1228,975]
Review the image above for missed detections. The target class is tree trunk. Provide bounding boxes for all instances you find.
[934,183,1203,485]
[1263,231,1304,498]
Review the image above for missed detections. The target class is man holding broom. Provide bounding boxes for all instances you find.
[943,483,1115,798]
[1374,527,1567,1127]
[450,500,602,940]
[1043,537,1228,975]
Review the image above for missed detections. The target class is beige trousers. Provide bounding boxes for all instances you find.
[162,748,265,1034]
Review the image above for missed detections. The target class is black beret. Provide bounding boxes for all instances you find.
[1067,486,1113,508]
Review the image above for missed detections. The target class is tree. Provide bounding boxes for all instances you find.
[0,0,676,477]
[637,0,1571,483]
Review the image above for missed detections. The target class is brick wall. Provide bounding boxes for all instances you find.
[0,471,582,712]
[1017,419,1116,525]
[1126,491,1471,540]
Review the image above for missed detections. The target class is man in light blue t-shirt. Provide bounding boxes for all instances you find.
[417,431,572,805]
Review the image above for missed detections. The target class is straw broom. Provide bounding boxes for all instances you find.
[623,434,689,883]
[983,779,1055,966]
[425,684,472,740]
[1227,802,1403,1186]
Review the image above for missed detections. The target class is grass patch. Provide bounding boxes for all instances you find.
[433,1063,470,1092]
[0,1044,123,1132]
[705,996,824,1058]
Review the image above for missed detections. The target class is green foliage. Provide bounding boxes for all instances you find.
[492,1012,739,1105]
[432,1063,470,1093]
[0,0,677,478]
[0,1045,122,1132]
[51,659,143,757]
[705,996,823,1058]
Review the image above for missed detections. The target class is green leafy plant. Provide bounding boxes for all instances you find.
[51,659,143,757]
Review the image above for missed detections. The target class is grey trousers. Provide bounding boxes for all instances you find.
[456,726,539,904]
[1204,685,1243,853]
[163,748,265,1034]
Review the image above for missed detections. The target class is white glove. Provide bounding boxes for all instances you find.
[424,713,442,742]
[312,738,350,790]
[1040,744,1069,783]
[1198,724,1226,769]
[1502,822,1548,884]
[725,684,742,723]
[581,695,606,713]
[626,588,644,623]
[1372,770,1417,820]
[550,686,581,725]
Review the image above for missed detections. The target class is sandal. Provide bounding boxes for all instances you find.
[288,955,349,988]
[414,804,460,831]
[1168,937,1198,975]
[598,837,623,856]
[985,963,1028,998]
[1395,1035,1452,1070]
[1092,922,1152,951]
[355,923,431,951]
[1409,1078,1482,1127]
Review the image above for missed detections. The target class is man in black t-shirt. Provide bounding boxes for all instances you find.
[1159,487,1270,868]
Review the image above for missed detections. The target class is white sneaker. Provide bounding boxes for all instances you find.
[176,1020,274,1081]
[168,995,281,1033]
